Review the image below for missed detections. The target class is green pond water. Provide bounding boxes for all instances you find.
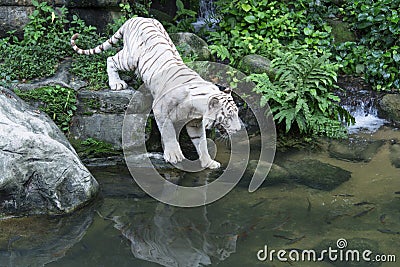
[1,126,399,267]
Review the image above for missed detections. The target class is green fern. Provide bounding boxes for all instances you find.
[251,48,354,138]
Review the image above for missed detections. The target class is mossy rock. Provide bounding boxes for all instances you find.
[150,9,173,23]
[237,54,274,78]
[390,143,400,168]
[328,19,356,44]
[378,94,400,124]
[328,139,384,162]
[169,32,213,61]
[69,137,121,160]
[283,159,351,191]
[239,160,290,188]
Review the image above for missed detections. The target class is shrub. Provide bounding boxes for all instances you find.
[0,0,96,82]
[208,0,333,64]
[14,85,77,133]
[334,0,400,90]
[250,47,354,138]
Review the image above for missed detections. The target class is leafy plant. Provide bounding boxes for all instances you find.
[333,0,400,90]
[166,0,198,33]
[250,47,354,138]
[107,2,152,34]
[14,85,77,133]
[209,0,333,64]
[0,1,96,81]
[70,138,120,159]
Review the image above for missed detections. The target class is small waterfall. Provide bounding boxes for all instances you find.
[337,78,387,134]
[192,0,218,32]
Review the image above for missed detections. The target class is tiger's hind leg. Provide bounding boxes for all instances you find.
[106,51,128,90]
[186,121,221,169]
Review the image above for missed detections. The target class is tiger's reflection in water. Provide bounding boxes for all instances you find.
[112,203,238,267]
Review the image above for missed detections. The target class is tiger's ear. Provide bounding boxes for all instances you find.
[223,88,232,94]
[208,96,220,110]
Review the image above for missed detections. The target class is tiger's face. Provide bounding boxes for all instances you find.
[205,91,241,134]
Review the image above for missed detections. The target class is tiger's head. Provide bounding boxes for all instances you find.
[204,88,241,134]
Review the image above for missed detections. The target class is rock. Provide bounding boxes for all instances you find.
[378,94,400,124]
[329,138,384,162]
[70,89,152,149]
[314,238,381,267]
[0,1,119,39]
[237,54,273,77]
[89,165,147,199]
[283,159,351,191]
[328,19,356,44]
[169,32,213,61]
[150,8,173,23]
[12,60,86,91]
[0,6,32,39]
[239,160,290,188]
[0,87,98,217]
[390,143,400,168]
[0,205,95,266]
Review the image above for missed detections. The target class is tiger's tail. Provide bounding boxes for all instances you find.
[70,26,124,55]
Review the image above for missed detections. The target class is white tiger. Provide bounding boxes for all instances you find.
[71,17,241,169]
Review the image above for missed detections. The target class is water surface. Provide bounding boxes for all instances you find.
[1,127,399,267]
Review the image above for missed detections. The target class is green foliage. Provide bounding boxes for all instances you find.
[70,2,151,90]
[333,0,400,90]
[14,85,77,133]
[175,44,199,63]
[209,0,333,64]
[166,0,198,32]
[71,52,112,90]
[70,137,120,159]
[107,2,151,34]
[0,1,96,81]
[208,44,230,62]
[250,47,354,138]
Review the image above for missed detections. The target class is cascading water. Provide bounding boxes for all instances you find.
[192,0,218,32]
[337,78,387,134]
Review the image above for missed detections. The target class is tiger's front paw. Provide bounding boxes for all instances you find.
[109,80,128,90]
[202,160,221,169]
[164,148,184,164]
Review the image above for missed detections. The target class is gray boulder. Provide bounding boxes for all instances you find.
[0,87,98,217]
[329,138,384,162]
[239,160,290,188]
[70,89,152,149]
[169,32,213,61]
[283,159,351,191]
[390,143,400,168]
[0,206,95,266]
[237,54,274,78]
[378,94,400,124]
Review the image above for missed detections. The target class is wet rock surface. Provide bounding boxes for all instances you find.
[328,138,384,162]
[378,94,400,125]
[283,159,351,191]
[240,160,290,188]
[237,54,273,77]
[0,87,98,216]
[390,143,400,168]
[89,165,147,199]
[0,205,95,266]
